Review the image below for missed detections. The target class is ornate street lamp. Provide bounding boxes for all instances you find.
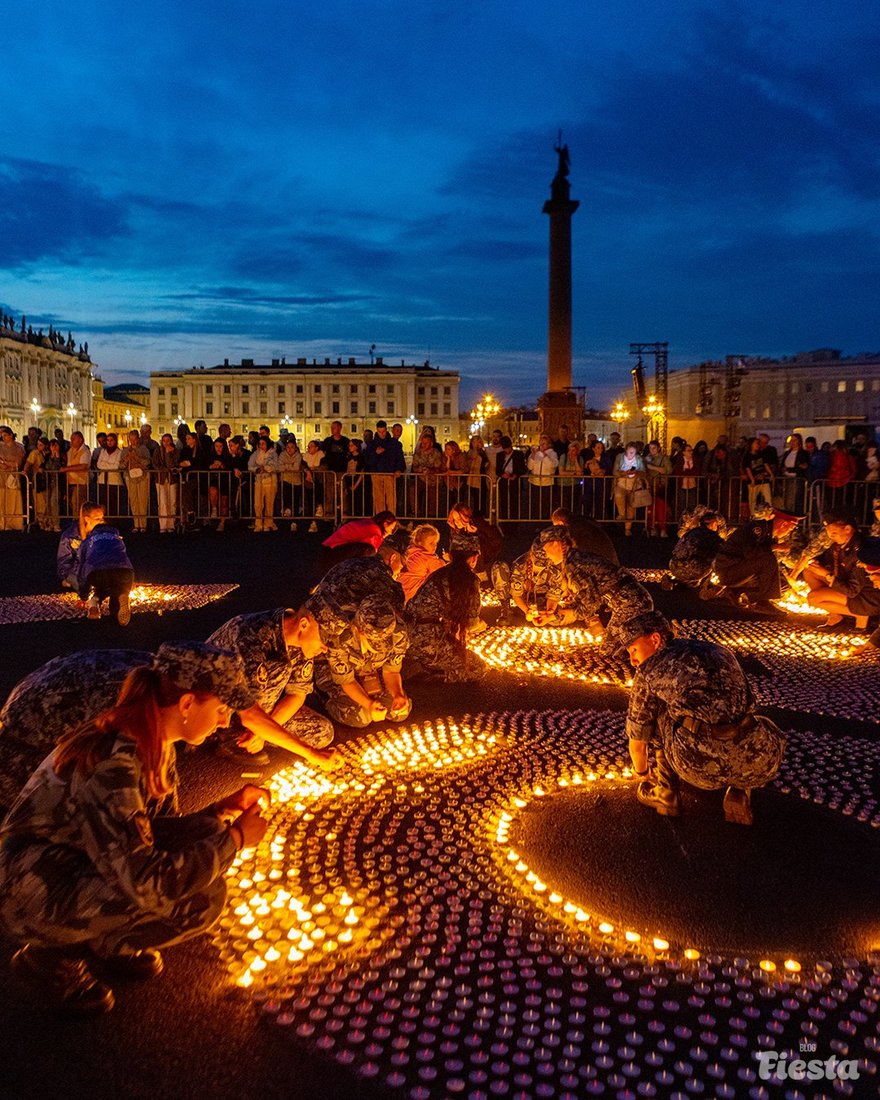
[405,413,419,452]
[30,397,41,421]
[612,401,630,430]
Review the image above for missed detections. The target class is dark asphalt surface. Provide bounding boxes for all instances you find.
[0,524,876,1100]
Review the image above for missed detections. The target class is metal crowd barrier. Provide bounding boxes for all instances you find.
[6,466,879,538]
[340,472,494,524]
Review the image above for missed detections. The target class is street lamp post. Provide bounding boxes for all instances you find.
[612,401,630,438]
[469,394,501,439]
[66,402,78,434]
[405,414,419,454]
[641,395,664,441]
[124,409,133,432]
[30,397,41,424]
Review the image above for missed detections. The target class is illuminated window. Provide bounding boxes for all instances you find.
[838,380,847,393]
[855,379,864,392]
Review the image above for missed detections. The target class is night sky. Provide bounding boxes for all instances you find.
[2,1,877,410]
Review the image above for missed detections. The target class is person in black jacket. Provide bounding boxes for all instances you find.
[496,436,526,521]
[712,507,800,613]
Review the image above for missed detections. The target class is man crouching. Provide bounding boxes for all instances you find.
[620,611,785,826]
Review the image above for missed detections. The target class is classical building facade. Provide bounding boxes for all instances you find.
[0,316,95,440]
[149,356,461,449]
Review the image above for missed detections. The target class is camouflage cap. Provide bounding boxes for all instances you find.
[354,594,397,636]
[535,525,572,547]
[153,641,255,712]
[614,611,673,658]
[303,592,349,641]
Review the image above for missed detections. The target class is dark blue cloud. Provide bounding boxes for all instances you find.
[0,157,130,267]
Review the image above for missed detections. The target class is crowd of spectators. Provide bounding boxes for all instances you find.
[1,416,878,535]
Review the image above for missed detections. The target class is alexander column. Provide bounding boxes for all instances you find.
[539,140,581,440]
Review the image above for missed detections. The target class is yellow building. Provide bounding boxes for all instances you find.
[91,380,150,439]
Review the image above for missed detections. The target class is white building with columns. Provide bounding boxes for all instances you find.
[0,317,95,441]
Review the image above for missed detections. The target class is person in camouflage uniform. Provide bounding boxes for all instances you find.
[619,611,785,825]
[492,527,570,624]
[206,606,337,761]
[712,507,801,612]
[533,544,653,651]
[665,508,725,591]
[306,541,406,639]
[0,641,269,1016]
[0,650,153,813]
[404,549,485,682]
[314,594,411,727]
[0,612,338,812]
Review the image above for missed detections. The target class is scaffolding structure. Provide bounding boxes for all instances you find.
[723,354,748,441]
[629,342,668,449]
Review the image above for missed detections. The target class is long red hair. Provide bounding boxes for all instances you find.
[54,666,206,800]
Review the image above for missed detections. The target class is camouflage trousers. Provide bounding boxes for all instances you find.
[658,712,786,791]
[217,703,335,751]
[0,814,228,955]
[404,624,486,683]
[280,705,335,748]
[0,735,46,817]
[314,663,412,728]
[668,558,713,587]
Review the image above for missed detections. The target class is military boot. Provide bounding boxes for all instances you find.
[636,749,682,817]
[722,786,753,825]
[11,944,115,1016]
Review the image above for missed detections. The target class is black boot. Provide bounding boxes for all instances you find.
[11,944,115,1016]
[637,749,682,817]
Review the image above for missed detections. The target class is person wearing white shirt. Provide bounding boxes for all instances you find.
[61,431,91,519]
[527,434,559,519]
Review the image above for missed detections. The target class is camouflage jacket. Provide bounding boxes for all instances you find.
[625,639,753,743]
[307,556,405,638]
[669,526,723,578]
[208,608,313,712]
[563,549,651,620]
[0,731,236,916]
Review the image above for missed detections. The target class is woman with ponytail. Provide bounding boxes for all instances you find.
[404,549,485,681]
[0,641,268,1017]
